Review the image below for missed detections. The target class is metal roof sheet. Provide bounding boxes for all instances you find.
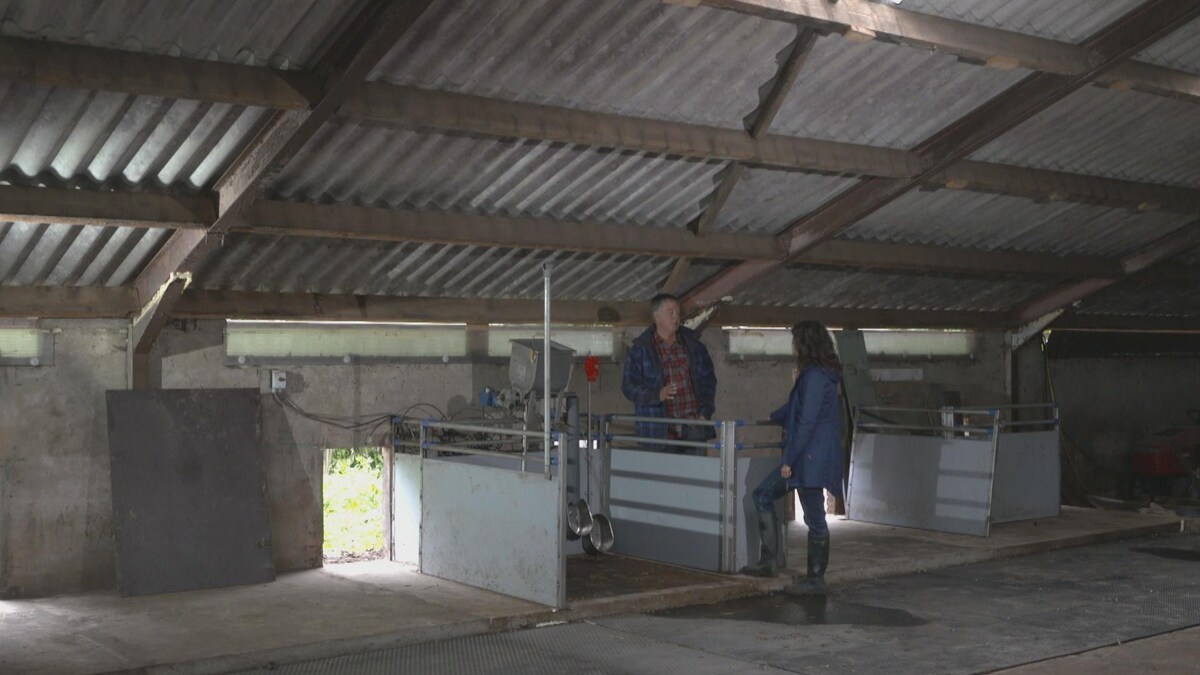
[0,221,169,287]
[733,265,1052,312]
[0,0,359,69]
[971,86,1200,188]
[370,0,796,130]
[713,168,858,235]
[271,124,725,229]
[1134,16,1200,75]
[1077,272,1200,317]
[841,188,1194,259]
[194,234,676,301]
[769,33,1027,149]
[0,81,269,191]
[897,0,1145,45]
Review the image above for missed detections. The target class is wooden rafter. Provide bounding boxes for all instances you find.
[664,26,818,294]
[684,0,1200,310]
[698,0,1200,104]
[1,38,1198,216]
[1020,225,1200,323]
[126,0,436,372]
[7,284,1194,332]
[0,185,1125,280]
[173,290,1013,329]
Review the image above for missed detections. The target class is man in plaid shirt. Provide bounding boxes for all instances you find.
[621,293,718,454]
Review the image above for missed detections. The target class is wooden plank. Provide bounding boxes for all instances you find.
[345,84,1200,216]
[684,0,1200,310]
[1052,313,1200,332]
[1013,224,1200,323]
[1101,61,1200,104]
[798,240,1123,279]
[174,290,654,326]
[175,289,1008,329]
[941,162,1200,215]
[711,304,1013,330]
[343,83,923,178]
[0,185,213,229]
[0,185,1143,281]
[243,200,782,260]
[702,0,1086,73]
[0,286,137,317]
[0,35,311,109]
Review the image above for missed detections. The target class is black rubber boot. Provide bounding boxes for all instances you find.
[785,533,829,595]
[739,511,780,578]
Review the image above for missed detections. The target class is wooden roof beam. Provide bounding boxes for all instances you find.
[683,0,1200,311]
[699,0,1200,103]
[664,26,818,294]
[127,0,437,379]
[1018,224,1200,323]
[0,184,1127,279]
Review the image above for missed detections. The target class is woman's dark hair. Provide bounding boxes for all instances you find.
[792,320,842,373]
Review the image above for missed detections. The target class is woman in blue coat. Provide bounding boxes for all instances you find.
[740,320,843,596]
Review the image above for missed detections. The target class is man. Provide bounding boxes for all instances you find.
[621,293,717,454]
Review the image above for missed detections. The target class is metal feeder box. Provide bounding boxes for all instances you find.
[509,339,575,394]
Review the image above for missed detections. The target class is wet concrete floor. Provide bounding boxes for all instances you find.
[655,592,927,627]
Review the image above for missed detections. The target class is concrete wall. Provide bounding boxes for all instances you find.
[0,319,1013,597]
[1046,355,1200,497]
[0,320,127,598]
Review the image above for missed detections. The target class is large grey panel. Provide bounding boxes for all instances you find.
[991,431,1061,523]
[848,433,995,537]
[609,449,722,571]
[391,452,421,565]
[106,389,274,596]
[421,458,562,607]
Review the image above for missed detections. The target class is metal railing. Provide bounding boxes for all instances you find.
[855,403,1059,438]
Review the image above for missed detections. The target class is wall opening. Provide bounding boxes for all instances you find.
[322,447,386,564]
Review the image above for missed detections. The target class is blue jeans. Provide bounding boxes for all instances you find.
[751,468,828,538]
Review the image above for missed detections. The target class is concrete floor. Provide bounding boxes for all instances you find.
[0,507,1185,675]
[995,626,1200,675]
[241,531,1200,674]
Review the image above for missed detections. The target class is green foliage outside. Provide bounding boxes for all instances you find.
[323,448,384,559]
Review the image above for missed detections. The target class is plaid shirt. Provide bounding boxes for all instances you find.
[655,332,699,438]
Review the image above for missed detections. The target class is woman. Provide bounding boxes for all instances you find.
[740,320,843,596]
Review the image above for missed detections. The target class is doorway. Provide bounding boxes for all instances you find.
[323,447,386,564]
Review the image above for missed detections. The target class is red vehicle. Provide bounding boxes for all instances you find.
[1131,410,1200,499]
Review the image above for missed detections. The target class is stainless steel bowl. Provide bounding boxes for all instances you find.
[587,513,614,553]
[567,498,593,538]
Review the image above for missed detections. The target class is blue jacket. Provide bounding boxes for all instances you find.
[621,326,717,440]
[771,366,843,495]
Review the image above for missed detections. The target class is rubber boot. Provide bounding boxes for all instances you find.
[739,511,780,578]
[785,533,829,595]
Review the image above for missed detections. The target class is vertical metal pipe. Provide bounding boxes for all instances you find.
[543,262,552,480]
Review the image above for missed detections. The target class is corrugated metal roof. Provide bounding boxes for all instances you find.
[734,265,1052,312]
[370,0,796,130]
[0,0,359,69]
[770,33,1027,149]
[1134,16,1200,76]
[0,81,269,191]
[194,234,676,301]
[1077,272,1200,317]
[271,124,724,229]
[714,168,858,235]
[897,0,1145,45]
[0,221,169,287]
[841,188,1194,259]
[971,87,1200,188]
